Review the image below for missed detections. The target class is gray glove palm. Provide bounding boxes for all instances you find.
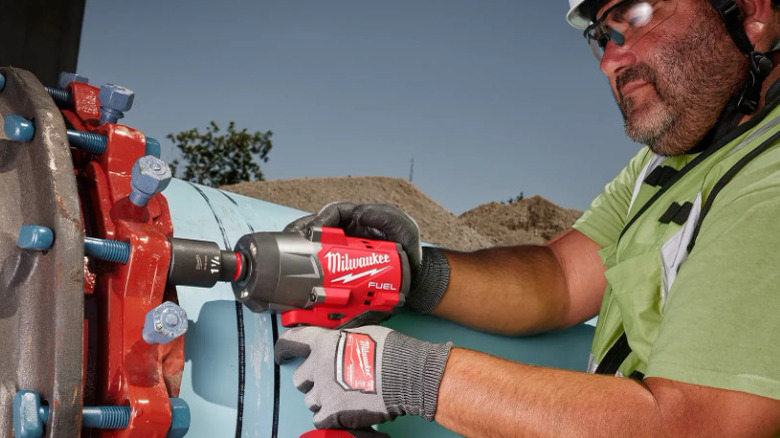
[275,325,452,429]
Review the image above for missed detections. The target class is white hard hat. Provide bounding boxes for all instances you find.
[566,0,592,29]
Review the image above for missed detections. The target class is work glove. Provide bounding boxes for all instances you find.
[275,325,453,429]
[284,202,450,314]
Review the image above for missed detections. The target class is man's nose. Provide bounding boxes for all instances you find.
[600,40,638,78]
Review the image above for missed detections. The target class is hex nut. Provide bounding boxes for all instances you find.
[143,302,188,344]
[13,390,44,438]
[98,84,134,111]
[58,72,88,89]
[131,156,172,196]
[168,398,191,438]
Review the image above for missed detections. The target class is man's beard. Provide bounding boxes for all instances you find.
[614,6,746,156]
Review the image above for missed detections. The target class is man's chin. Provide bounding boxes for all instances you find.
[624,116,658,143]
[623,101,674,142]
[625,120,686,155]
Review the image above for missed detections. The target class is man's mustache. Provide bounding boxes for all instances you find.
[616,64,658,101]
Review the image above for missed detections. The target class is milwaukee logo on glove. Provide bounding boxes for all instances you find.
[325,251,392,284]
[336,332,376,393]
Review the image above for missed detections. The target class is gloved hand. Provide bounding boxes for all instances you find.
[285,202,423,272]
[285,202,450,314]
[275,325,453,429]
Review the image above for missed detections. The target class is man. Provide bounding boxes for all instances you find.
[275,0,780,436]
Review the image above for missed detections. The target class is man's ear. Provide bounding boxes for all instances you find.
[739,0,776,50]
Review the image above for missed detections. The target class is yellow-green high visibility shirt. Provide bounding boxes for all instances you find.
[573,102,780,401]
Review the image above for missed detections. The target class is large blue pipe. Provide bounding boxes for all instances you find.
[165,179,594,437]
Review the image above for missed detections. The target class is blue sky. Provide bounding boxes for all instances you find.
[79,1,637,214]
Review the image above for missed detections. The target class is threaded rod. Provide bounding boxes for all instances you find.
[82,406,131,429]
[66,130,108,154]
[44,86,72,108]
[84,237,130,264]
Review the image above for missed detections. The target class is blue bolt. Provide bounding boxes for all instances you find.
[99,84,134,125]
[65,129,160,156]
[130,156,172,207]
[4,114,35,142]
[47,72,88,108]
[44,86,73,108]
[84,237,130,264]
[81,405,132,429]
[18,225,54,251]
[14,390,190,438]
[0,72,6,92]
[58,72,88,89]
[14,390,129,437]
[66,130,107,154]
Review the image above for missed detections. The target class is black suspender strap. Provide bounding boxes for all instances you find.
[708,0,753,54]
[687,128,780,252]
[594,333,630,375]
[707,0,773,114]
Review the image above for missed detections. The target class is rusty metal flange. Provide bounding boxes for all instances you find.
[0,67,84,437]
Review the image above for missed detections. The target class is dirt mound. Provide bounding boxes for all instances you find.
[222,177,581,250]
[459,195,583,246]
[222,176,493,251]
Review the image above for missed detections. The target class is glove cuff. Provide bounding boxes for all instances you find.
[382,331,453,421]
[405,247,450,314]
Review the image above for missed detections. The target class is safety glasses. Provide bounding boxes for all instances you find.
[583,0,677,61]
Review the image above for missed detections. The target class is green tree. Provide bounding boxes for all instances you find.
[168,121,273,186]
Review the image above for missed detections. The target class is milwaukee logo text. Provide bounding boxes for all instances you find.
[324,251,391,274]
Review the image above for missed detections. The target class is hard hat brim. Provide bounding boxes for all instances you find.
[566,4,592,29]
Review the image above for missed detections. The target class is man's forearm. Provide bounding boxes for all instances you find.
[435,349,780,438]
[436,348,662,437]
[429,229,606,335]
[431,245,572,334]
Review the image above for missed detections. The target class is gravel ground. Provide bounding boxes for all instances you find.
[222,176,582,251]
